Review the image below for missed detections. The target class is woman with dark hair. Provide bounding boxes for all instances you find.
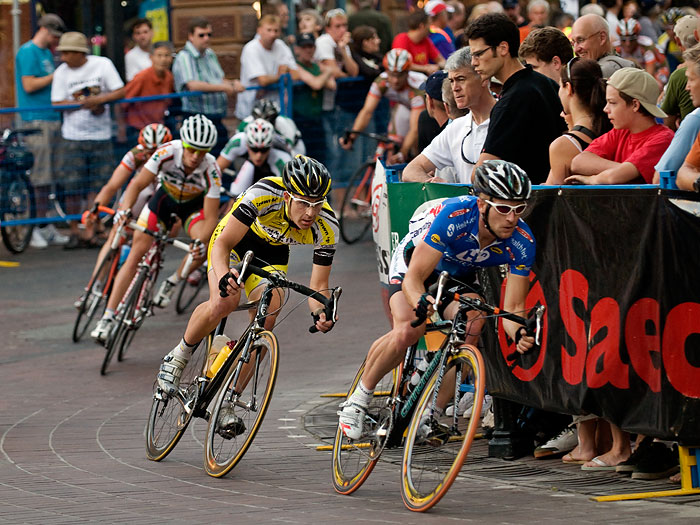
[546,58,612,184]
[349,25,383,83]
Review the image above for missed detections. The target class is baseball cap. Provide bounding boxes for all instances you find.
[296,32,316,46]
[56,32,89,53]
[419,70,448,102]
[607,67,667,118]
[503,0,520,9]
[674,15,698,47]
[38,13,66,37]
[424,1,454,17]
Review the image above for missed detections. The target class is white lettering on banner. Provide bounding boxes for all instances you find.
[371,160,391,285]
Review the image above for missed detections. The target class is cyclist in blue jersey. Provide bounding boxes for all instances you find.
[338,160,537,440]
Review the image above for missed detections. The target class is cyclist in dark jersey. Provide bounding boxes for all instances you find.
[338,160,537,440]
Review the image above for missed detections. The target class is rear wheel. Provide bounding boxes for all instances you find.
[339,162,374,245]
[175,264,207,314]
[204,331,278,477]
[0,173,36,254]
[331,360,399,495]
[400,345,485,512]
[118,264,158,362]
[72,248,116,342]
[145,334,209,461]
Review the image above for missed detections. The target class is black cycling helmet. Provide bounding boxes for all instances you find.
[472,160,531,201]
[282,155,332,199]
[252,99,280,123]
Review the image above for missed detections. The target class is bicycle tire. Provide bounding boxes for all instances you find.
[339,162,374,245]
[118,262,158,362]
[400,345,485,512]
[145,334,209,461]
[101,269,144,375]
[0,172,36,254]
[175,265,207,314]
[331,360,400,495]
[72,248,116,342]
[204,330,278,477]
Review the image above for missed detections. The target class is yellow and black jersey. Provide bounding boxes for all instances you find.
[214,176,339,266]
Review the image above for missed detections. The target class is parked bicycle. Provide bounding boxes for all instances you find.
[146,251,342,478]
[339,129,401,245]
[331,271,544,512]
[0,128,40,254]
[100,220,194,375]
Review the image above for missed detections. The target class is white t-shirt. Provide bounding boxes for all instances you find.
[125,46,152,81]
[314,33,351,110]
[606,12,621,48]
[51,55,125,141]
[422,113,490,184]
[235,38,297,120]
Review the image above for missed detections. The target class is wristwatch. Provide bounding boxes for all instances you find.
[694,176,700,193]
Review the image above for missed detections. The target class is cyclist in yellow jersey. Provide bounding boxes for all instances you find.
[157,155,339,397]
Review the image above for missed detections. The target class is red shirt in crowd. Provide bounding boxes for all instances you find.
[585,124,674,183]
[391,32,440,65]
[124,66,174,129]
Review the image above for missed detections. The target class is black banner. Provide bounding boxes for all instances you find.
[481,188,700,443]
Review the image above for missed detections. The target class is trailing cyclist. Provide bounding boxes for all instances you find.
[91,114,222,343]
[217,118,292,197]
[237,99,306,156]
[338,160,537,440]
[155,155,339,435]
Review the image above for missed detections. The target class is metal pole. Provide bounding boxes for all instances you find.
[12,0,21,108]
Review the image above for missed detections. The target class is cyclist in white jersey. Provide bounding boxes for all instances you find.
[92,115,222,343]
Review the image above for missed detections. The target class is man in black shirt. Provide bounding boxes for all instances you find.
[466,13,566,184]
[417,70,448,151]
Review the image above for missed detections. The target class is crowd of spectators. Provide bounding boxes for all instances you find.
[12,0,700,482]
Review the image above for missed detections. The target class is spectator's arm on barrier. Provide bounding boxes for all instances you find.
[81,86,127,111]
[183,79,243,96]
[677,160,700,191]
[291,66,333,91]
[21,74,54,94]
[502,273,535,354]
[402,154,438,182]
[567,162,639,185]
[473,151,500,169]
[411,63,440,75]
[569,151,618,177]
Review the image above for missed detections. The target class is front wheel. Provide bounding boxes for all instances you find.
[400,345,485,512]
[72,248,116,342]
[118,263,158,362]
[101,270,144,375]
[0,173,36,254]
[331,360,399,495]
[339,162,374,245]
[204,331,279,477]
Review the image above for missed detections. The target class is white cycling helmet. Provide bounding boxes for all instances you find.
[245,118,274,149]
[180,114,217,150]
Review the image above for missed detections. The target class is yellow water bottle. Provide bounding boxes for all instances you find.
[206,335,236,378]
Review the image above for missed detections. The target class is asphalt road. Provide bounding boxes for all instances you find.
[1,238,699,524]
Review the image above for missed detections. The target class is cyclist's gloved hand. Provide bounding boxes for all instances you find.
[190,239,206,259]
[218,271,239,298]
[414,292,433,323]
[311,309,335,333]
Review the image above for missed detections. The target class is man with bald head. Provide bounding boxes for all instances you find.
[570,14,636,78]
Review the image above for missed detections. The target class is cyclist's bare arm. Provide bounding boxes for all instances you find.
[340,95,380,148]
[402,241,443,316]
[210,215,251,296]
[119,166,157,212]
[199,196,221,239]
[402,154,438,182]
[216,155,232,173]
[308,263,335,332]
[94,164,133,207]
[502,272,535,353]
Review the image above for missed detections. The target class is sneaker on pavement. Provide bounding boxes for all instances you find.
[91,317,114,343]
[216,401,247,439]
[534,426,578,458]
[446,391,474,417]
[40,224,70,245]
[337,400,367,440]
[30,229,48,249]
[482,405,495,430]
[153,279,176,308]
[631,443,680,480]
[465,394,492,419]
[616,436,654,474]
[156,352,189,397]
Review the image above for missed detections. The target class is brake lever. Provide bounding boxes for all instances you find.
[506,305,545,365]
[237,250,254,286]
[309,287,343,333]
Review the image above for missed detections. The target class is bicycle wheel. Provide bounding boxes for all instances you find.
[339,162,374,245]
[0,173,36,254]
[400,345,485,512]
[118,264,158,362]
[72,248,116,342]
[145,334,209,461]
[331,360,400,495]
[175,265,207,314]
[101,270,144,375]
[204,330,278,477]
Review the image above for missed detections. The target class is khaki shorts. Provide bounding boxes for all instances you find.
[23,120,61,187]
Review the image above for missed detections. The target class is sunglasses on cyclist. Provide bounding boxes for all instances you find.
[287,193,326,210]
[249,146,271,154]
[483,199,527,215]
[182,142,211,154]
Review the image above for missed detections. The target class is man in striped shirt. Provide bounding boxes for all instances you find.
[173,17,244,156]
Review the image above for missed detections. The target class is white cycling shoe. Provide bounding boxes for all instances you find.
[153,279,176,308]
[157,352,189,396]
[91,317,114,343]
[337,400,367,441]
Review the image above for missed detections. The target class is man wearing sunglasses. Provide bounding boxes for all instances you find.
[156,155,339,400]
[339,160,536,440]
[92,115,222,343]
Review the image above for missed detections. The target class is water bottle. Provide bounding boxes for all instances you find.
[206,335,236,378]
[408,357,429,391]
[118,244,130,268]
